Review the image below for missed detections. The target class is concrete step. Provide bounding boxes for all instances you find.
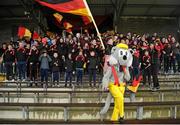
[0,105,179,120]
[1,92,180,103]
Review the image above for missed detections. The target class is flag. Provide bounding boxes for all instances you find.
[18,26,32,38]
[66,28,72,34]
[18,26,26,38]
[53,13,63,23]
[33,31,40,40]
[127,75,142,93]
[63,22,73,29]
[36,0,92,25]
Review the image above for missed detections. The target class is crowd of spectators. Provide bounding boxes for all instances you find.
[0,30,179,89]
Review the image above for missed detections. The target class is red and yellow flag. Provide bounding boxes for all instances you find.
[36,0,92,25]
[18,26,32,38]
[53,13,63,23]
[32,31,40,40]
[63,22,73,29]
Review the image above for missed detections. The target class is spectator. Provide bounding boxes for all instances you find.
[16,42,27,81]
[39,50,52,86]
[142,50,151,87]
[65,53,74,87]
[132,48,140,80]
[51,52,61,87]
[87,51,98,87]
[0,43,7,73]
[4,44,15,81]
[75,51,85,86]
[149,43,160,91]
[28,45,39,86]
[162,39,171,73]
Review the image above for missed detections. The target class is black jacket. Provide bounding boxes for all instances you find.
[16,48,26,62]
[29,49,39,63]
[88,56,98,69]
[65,58,74,72]
[4,50,15,62]
[51,57,61,72]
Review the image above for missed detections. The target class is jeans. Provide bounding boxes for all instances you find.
[0,63,6,73]
[88,69,96,84]
[53,71,59,82]
[76,68,83,84]
[5,62,14,80]
[17,61,26,80]
[65,71,72,83]
[41,69,49,82]
[151,63,160,88]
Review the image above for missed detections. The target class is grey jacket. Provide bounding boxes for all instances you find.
[39,54,52,69]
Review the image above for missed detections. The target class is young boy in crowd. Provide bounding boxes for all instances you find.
[87,51,98,87]
[149,43,160,91]
[39,50,52,87]
[75,51,85,86]
[51,52,61,87]
[142,50,151,87]
[4,44,15,81]
[65,53,74,87]
[28,45,39,86]
[16,42,27,81]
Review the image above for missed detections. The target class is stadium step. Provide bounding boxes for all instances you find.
[0,102,179,122]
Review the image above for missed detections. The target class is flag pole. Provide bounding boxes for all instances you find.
[83,0,105,50]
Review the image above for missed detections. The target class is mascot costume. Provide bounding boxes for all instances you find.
[100,43,141,122]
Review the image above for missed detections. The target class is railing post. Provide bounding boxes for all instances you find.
[22,106,29,120]
[171,106,177,119]
[2,92,6,103]
[161,93,164,102]
[34,93,38,103]
[37,93,40,103]
[173,82,176,89]
[177,83,180,89]
[69,93,72,103]
[130,92,136,102]
[64,107,69,122]
[7,92,10,103]
[137,106,143,120]
[100,114,104,121]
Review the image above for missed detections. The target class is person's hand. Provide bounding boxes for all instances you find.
[43,53,47,57]
[96,66,98,69]
[12,63,15,66]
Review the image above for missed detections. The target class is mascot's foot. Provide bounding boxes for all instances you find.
[111,117,124,124]
[119,117,124,124]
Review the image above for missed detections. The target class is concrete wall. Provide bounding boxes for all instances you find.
[118,17,179,37]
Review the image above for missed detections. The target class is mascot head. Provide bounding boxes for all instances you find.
[109,43,133,67]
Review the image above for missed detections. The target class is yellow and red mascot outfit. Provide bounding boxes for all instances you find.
[100,43,141,121]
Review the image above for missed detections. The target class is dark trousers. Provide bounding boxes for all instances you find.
[5,62,14,80]
[17,61,26,80]
[88,69,96,84]
[143,67,151,85]
[176,54,180,72]
[132,67,140,79]
[76,68,83,84]
[151,64,160,88]
[170,57,176,73]
[29,63,38,81]
[40,69,49,82]
[53,71,59,82]
[0,63,6,73]
[65,71,72,84]
[164,56,170,73]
